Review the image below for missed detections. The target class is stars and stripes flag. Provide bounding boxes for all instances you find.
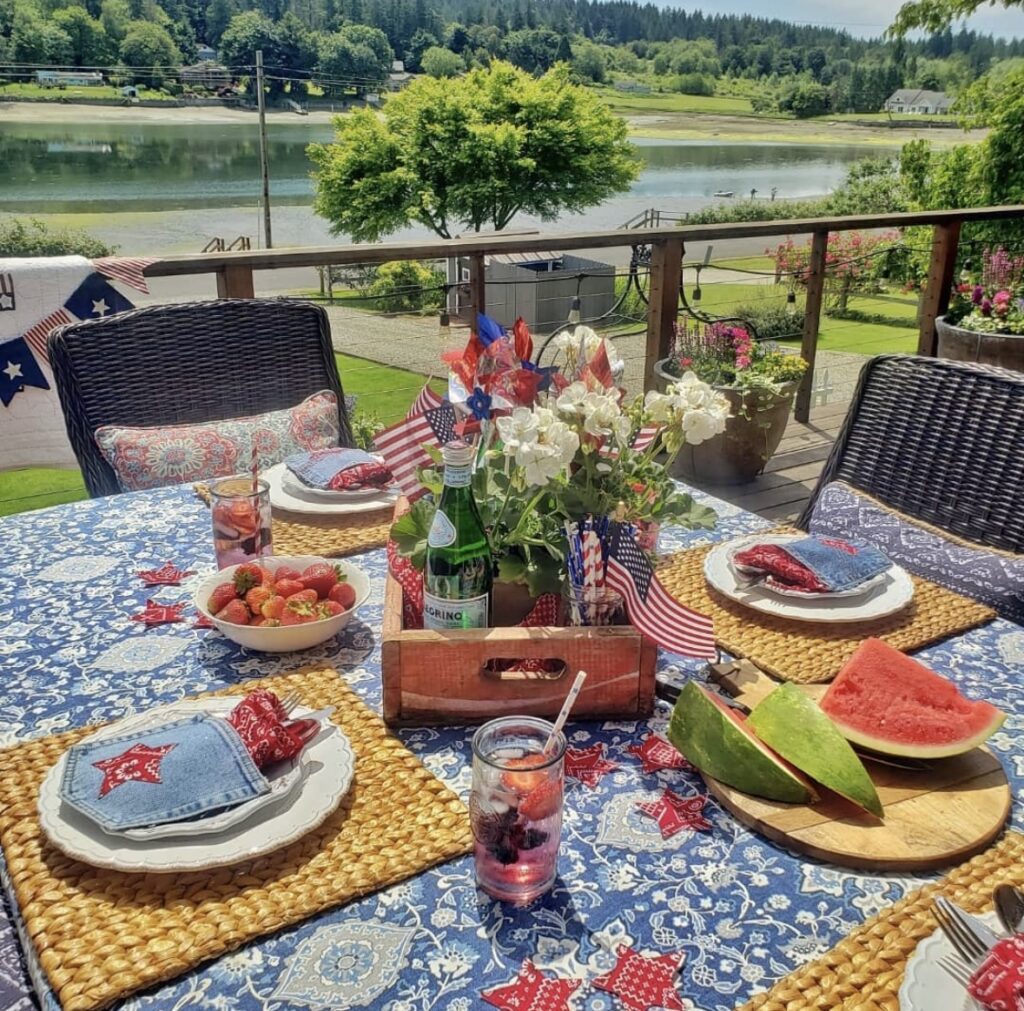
[631,424,662,453]
[22,307,74,363]
[605,521,716,658]
[408,380,444,419]
[374,400,457,501]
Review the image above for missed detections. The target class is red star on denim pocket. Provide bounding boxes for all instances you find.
[636,789,712,839]
[627,735,692,775]
[481,959,581,1011]
[137,561,194,586]
[130,600,186,626]
[593,946,688,1011]
[93,742,176,797]
[565,744,619,789]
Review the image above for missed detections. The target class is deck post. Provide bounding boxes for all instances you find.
[215,265,255,299]
[644,238,684,392]
[794,230,828,424]
[918,219,962,356]
[468,253,486,324]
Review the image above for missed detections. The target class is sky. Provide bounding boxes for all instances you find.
[661,0,1024,39]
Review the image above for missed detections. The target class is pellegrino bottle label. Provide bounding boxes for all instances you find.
[423,590,489,629]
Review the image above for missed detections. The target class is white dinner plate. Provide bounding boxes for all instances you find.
[266,462,397,515]
[899,911,999,1010]
[39,699,354,872]
[280,466,392,503]
[704,534,915,623]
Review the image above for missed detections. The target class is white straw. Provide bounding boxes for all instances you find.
[543,670,588,755]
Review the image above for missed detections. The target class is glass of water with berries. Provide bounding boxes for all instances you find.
[470,716,565,903]
[210,475,273,569]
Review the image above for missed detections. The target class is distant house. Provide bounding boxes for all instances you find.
[388,63,414,91]
[196,43,218,62]
[883,89,954,115]
[614,79,650,94]
[180,61,231,89]
[35,70,103,87]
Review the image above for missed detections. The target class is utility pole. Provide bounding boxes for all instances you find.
[255,49,272,249]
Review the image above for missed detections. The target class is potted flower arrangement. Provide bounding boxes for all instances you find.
[938,248,1024,372]
[387,321,729,627]
[654,320,809,485]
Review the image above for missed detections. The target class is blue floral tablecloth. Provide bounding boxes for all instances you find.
[0,485,1020,1011]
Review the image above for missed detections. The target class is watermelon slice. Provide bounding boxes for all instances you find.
[820,638,1006,760]
[667,682,817,804]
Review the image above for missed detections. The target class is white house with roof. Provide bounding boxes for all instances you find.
[35,70,103,87]
[882,88,954,114]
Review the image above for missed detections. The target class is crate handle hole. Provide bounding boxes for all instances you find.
[481,660,568,681]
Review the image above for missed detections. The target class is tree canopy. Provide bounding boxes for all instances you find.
[309,60,641,241]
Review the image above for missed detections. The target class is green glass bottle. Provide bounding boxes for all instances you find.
[423,441,493,630]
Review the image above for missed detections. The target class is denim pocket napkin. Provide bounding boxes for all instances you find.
[783,536,892,592]
[285,448,392,490]
[59,713,269,832]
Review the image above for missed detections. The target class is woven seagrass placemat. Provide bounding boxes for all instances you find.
[657,530,996,684]
[737,830,1023,1011]
[0,667,471,1011]
[194,482,392,558]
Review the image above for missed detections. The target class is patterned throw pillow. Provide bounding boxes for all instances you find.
[808,480,1024,623]
[94,390,340,492]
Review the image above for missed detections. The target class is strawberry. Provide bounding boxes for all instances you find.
[217,598,251,625]
[317,599,345,619]
[286,588,318,606]
[274,578,306,599]
[281,599,317,625]
[261,595,286,620]
[301,562,342,599]
[262,618,281,627]
[273,565,302,583]
[519,780,561,821]
[207,582,238,615]
[500,755,549,795]
[328,582,357,610]
[245,585,273,615]
[233,563,265,595]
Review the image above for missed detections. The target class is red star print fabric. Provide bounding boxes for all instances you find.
[481,959,582,1011]
[627,735,692,775]
[636,789,712,839]
[92,743,176,797]
[136,561,194,586]
[593,946,688,1011]
[565,744,618,789]
[130,600,186,626]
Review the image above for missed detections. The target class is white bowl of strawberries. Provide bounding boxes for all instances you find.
[194,555,370,652]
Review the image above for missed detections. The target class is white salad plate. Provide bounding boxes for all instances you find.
[266,463,396,515]
[39,698,354,872]
[899,911,998,1010]
[704,533,915,623]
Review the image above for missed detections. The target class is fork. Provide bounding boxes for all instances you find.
[938,954,974,988]
[279,690,300,716]
[933,897,990,967]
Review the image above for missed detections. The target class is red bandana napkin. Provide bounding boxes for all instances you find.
[969,935,1024,1011]
[227,690,307,768]
[130,600,186,626]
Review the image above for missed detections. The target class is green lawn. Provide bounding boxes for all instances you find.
[0,82,173,102]
[0,352,439,518]
[596,87,755,117]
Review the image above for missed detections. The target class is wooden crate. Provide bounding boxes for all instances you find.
[381,568,657,726]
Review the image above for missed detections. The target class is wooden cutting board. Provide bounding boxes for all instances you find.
[699,660,1011,871]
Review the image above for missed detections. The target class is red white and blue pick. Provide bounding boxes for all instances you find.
[565,744,619,789]
[481,959,581,1011]
[593,946,688,1011]
[627,735,692,775]
[636,788,712,839]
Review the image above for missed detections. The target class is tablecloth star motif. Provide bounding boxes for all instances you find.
[91,298,110,316]
[481,959,582,1011]
[130,600,186,626]
[92,742,176,797]
[3,361,22,381]
[137,561,195,586]
[565,744,619,789]
[192,612,215,629]
[636,788,712,839]
[593,945,688,1011]
[627,735,692,775]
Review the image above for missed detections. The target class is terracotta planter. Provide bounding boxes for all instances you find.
[654,360,798,485]
[936,316,1024,372]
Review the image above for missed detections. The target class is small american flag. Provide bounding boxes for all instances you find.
[605,522,716,658]
[374,401,457,501]
[408,380,444,418]
[631,424,662,453]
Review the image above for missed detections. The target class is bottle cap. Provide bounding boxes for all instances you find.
[441,441,476,467]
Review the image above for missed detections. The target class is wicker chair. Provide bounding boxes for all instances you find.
[49,299,353,498]
[797,354,1024,553]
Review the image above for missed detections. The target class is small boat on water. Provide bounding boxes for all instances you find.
[713,190,734,198]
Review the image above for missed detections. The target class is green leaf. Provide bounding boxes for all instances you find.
[389,498,436,570]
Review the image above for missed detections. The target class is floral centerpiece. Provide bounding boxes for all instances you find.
[386,319,729,628]
[653,320,808,485]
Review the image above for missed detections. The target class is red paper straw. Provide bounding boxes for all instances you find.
[250,438,259,495]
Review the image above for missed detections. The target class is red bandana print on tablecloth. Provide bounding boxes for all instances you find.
[593,946,688,1011]
[226,690,306,768]
[565,743,619,789]
[92,743,176,797]
[136,561,195,586]
[627,735,692,775]
[636,789,712,839]
[969,935,1024,1011]
[388,539,425,629]
[130,600,187,626]
[481,959,582,1011]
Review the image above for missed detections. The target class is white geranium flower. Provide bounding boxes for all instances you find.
[516,441,564,486]
[645,373,730,448]
[555,381,590,417]
[496,407,539,454]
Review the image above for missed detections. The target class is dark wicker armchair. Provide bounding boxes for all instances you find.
[797,354,1024,553]
[49,299,353,498]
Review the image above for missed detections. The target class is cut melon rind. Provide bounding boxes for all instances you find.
[820,638,1007,760]
[667,682,817,804]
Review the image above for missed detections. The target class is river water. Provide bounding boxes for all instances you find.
[0,122,883,253]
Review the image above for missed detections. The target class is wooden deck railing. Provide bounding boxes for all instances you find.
[145,205,1024,423]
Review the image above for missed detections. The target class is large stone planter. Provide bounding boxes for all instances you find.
[654,359,797,485]
[936,316,1024,372]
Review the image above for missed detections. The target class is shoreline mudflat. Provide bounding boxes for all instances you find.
[0,100,984,147]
